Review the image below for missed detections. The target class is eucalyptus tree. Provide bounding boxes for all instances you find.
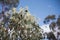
[0,7,43,40]
[0,0,19,11]
[43,15,60,40]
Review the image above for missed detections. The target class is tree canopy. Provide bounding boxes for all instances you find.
[0,7,43,40]
[0,0,20,11]
[44,15,60,30]
[43,15,60,40]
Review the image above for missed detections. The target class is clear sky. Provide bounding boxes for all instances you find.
[17,0,60,25]
[0,0,60,25]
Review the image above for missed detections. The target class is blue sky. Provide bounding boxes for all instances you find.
[17,0,60,25]
[0,0,60,25]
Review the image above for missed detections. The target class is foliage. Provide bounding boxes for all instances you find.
[43,15,60,40]
[0,7,42,40]
[0,0,19,11]
[44,15,60,31]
